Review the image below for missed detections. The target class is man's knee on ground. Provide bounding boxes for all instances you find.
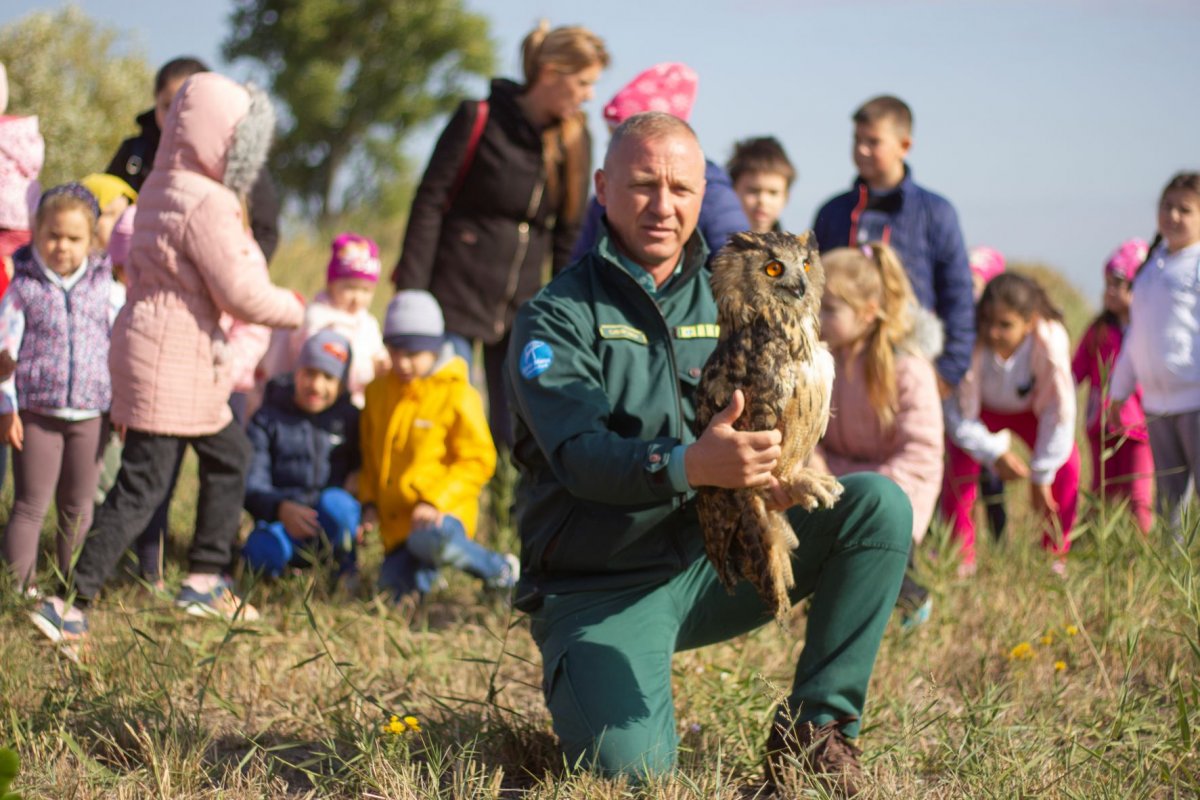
[543,640,677,780]
[559,725,676,781]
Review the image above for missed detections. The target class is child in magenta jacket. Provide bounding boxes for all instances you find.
[1071,239,1152,532]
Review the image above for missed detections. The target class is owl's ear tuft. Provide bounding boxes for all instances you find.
[795,230,818,251]
[726,231,761,252]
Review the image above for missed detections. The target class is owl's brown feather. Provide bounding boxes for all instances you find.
[695,230,843,621]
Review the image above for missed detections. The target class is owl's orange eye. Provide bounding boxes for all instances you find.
[803,259,811,272]
[764,260,784,278]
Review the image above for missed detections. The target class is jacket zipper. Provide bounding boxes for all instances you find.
[609,265,692,568]
[308,419,320,502]
[494,177,545,338]
[63,285,74,407]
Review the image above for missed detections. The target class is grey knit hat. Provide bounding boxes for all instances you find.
[384,290,445,352]
[297,329,352,381]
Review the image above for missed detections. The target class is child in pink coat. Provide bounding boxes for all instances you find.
[1071,239,1153,532]
[814,242,944,624]
[941,273,1080,576]
[31,73,305,652]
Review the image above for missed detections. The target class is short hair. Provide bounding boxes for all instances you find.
[727,136,796,188]
[604,111,701,171]
[853,95,913,136]
[154,57,209,94]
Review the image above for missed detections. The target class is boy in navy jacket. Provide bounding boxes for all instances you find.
[242,330,361,580]
[813,95,975,388]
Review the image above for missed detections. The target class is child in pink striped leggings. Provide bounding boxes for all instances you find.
[941,273,1080,575]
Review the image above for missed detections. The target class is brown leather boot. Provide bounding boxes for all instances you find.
[763,715,865,798]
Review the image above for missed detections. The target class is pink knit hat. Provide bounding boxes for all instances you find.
[107,205,136,265]
[602,62,699,127]
[968,246,1006,284]
[327,232,380,284]
[1104,238,1149,282]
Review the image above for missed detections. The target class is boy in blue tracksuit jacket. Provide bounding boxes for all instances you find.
[242,330,362,579]
[813,95,975,387]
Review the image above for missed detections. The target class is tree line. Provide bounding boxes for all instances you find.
[0,0,495,221]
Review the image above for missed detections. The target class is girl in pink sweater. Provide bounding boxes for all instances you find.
[1071,239,1152,533]
[941,273,1080,576]
[815,242,944,624]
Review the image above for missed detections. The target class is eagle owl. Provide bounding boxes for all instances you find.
[694,230,843,621]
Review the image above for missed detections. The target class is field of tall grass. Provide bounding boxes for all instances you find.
[0,236,1197,798]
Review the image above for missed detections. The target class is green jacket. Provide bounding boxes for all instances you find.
[506,226,719,609]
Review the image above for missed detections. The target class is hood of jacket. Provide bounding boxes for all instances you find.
[900,303,944,361]
[488,78,544,151]
[154,72,274,194]
[413,343,467,389]
[0,114,44,174]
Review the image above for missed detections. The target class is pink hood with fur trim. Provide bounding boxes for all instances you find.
[111,73,303,435]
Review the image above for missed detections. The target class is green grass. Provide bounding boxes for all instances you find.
[2,245,1196,796]
[1,466,1198,797]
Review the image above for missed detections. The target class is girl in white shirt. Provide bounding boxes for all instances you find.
[1110,172,1200,530]
[941,272,1079,576]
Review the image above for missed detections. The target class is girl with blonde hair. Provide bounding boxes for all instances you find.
[815,242,945,623]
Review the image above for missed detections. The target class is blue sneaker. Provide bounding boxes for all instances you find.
[29,597,88,662]
[900,598,933,631]
[175,576,260,621]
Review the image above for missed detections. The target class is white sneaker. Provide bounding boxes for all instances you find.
[175,576,260,621]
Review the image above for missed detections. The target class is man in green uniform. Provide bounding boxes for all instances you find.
[506,111,911,797]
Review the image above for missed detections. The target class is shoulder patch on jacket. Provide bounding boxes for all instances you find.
[598,324,648,344]
[519,340,554,379]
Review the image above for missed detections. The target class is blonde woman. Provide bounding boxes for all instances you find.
[393,22,609,447]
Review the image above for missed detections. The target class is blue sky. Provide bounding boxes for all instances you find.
[4,0,1197,298]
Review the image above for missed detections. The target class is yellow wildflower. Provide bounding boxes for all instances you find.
[1054,660,1067,672]
[403,715,422,732]
[1065,625,1079,637]
[1009,641,1034,660]
[1039,633,1054,646]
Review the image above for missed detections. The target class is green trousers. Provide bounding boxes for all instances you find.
[529,473,911,778]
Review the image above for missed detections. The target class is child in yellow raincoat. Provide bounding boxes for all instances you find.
[360,290,517,600]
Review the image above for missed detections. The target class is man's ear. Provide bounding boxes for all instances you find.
[899,133,913,158]
[594,168,607,208]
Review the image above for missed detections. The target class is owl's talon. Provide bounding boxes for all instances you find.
[786,472,843,511]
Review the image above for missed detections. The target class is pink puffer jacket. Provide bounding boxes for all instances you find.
[110,73,303,436]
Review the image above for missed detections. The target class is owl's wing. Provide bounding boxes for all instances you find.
[813,343,835,440]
